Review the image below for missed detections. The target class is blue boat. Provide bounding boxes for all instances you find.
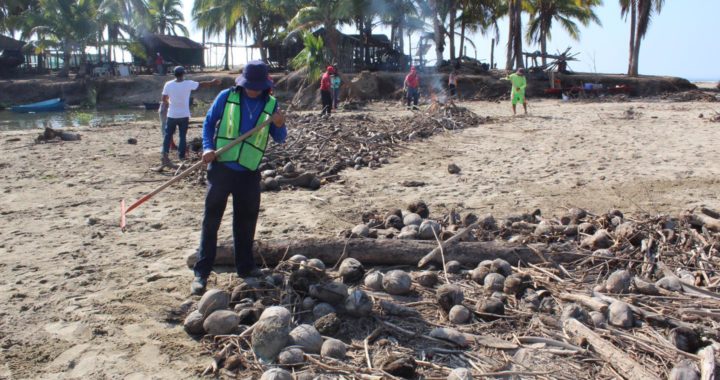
[11,98,65,113]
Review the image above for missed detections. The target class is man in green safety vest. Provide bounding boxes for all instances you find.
[191,60,287,295]
[503,68,528,116]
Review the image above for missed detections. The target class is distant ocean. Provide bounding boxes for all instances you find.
[688,78,719,83]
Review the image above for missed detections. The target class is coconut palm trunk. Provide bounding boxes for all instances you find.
[448,0,457,61]
[223,30,230,71]
[505,0,515,70]
[627,2,636,75]
[513,0,523,69]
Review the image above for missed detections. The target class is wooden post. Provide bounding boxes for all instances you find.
[490,38,494,69]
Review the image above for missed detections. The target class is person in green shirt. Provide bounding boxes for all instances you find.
[506,68,528,115]
[331,70,341,109]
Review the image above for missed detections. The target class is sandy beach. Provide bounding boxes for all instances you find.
[1,97,720,379]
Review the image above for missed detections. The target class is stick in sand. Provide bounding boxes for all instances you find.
[120,117,273,229]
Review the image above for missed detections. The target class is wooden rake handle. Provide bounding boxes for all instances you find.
[122,117,273,221]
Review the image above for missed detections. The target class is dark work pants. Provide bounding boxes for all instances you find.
[193,164,261,279]
[163,117,188,159]
[320,90,332,115]
[406,87,419,106]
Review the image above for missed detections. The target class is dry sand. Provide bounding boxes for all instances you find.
[1,98,720,379]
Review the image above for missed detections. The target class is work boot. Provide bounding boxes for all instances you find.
[191,277,207,295]
[161,154,178,169]
[238,267,263,279]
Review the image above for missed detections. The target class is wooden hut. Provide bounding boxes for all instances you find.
[0,35,25,75]
[135,34,204,69]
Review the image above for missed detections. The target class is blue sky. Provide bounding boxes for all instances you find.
[181,0,719,80]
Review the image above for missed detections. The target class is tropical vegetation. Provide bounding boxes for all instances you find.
[0,0,666,76]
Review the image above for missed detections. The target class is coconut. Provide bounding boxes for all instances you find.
[668,360,700,380]
[483,273,506,292]
[503,274,527,295]
[351,224,370,238]
[385,214,404,230]
[313,303,336,319]
[203,310,240,336]
[490,291,507,303]
[519,289,540,312]
[607,301,634,328]
[300,297,316,312]
[378,353,417,378]
[669,327,701,353]
[364,271,384,290]
[310,282,348,304]
[278,347,305,366]
[403,213,423,227]
[321,338,346,359]
[260,368,293,380]
[231,278,262,302]
[448,368,473,380]
[445,260,462,274]
[344,289,373,317]
[476,298,505,317]
[429,327,470,347]
[491,259,512,276]
[581,229,613,250]
[605,269,632,294]
[408,200,430,218]
[591,249,614,264]
[289,254,308,263]
[561,303,590,325]
[447,163,461,174]
[198,289,230,316]
[477,260,493,269]
[382,270,412,295]
[656,276,683,292]
[314,312,341,336]
[448,305,471,324]
[417,220,442,240]
[183,310,205,335]
[577,222,596,235]
[253,308,291,362]
[470,266,490,285]
[305,258,326,271]
[590,311,607,328]
[436,284,464,312]
[397,227,418,240]
[289,324,323,354]
[338,258,365,284]
[414,271,439,287]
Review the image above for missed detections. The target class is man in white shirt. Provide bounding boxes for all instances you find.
[161,66,220,166]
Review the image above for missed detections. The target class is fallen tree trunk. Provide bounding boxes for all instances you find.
[185,238,581,269]
[563,318,660,380]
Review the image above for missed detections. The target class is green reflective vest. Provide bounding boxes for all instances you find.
[215,90,276,170]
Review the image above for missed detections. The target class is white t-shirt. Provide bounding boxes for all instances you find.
[162,80,199,118]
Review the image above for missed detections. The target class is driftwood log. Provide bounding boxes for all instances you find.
[185,238,581,269]
[563,318,660,380]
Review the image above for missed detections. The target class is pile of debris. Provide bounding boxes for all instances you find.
[661,90,718,102]
[180,205,720,379]
[255,103,488,191]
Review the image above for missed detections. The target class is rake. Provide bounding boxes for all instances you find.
[120,118,273,230]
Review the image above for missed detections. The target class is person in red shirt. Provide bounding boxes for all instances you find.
[320,66,334,116]
[155,52,164,75]
[404,66,420,110]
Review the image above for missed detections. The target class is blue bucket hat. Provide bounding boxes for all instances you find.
[236,60,273,91]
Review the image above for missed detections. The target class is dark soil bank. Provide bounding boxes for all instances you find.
[0,71,697,108]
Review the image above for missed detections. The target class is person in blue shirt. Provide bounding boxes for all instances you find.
[191,60,287,295]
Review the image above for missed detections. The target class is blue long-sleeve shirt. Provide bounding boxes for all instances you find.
[202,88,287,171]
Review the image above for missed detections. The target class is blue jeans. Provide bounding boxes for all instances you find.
[332,88,340,108]
[406,87,419,106]
[193,164,261,279]
[163,117,188,159]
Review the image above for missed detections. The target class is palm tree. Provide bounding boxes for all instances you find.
[458,0,503,61]
[22,0,99,76]
[290,31,325,82]
[620,0,664,76]
[147,0,188,36]
[98,0,149,61]
[288,0,354,61]
[525,0,600,65]
[505,0,523,70]
[192,0,243,70]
